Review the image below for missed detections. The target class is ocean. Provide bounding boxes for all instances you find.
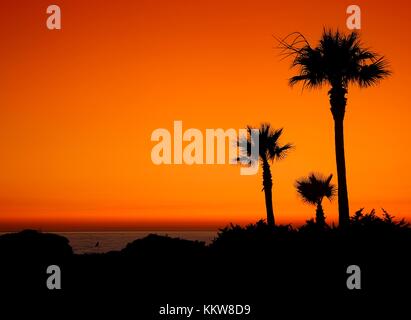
[56,231,217,254]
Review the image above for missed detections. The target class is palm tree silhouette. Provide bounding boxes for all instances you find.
[279,29,390,227]
[239,124,292,227]
[295,173,336,228]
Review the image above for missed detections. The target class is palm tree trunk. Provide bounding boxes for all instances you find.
[329,86,350,227]
[316,202,326,227]
[262,159,275,227]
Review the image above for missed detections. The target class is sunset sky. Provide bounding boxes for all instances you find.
[0,0,410,231]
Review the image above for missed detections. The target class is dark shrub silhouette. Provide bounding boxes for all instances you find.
[295,173,336,227]
[279,29,391,227]
[1,214,410,317]
[211,220,294,249]
[121,233,206,259]
[0,229,73,258]
[0,230,73,292]
[350,208,409,233]
[238,124,292,226]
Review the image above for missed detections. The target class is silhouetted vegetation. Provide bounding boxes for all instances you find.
[1,210,409,317]
[279,29,391,227]
[295,173,336,227]
[238,124,292,226]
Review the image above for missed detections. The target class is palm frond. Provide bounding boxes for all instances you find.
[357,57,391,87]
[278,28,391,90]
[295,173,336,205]
[240,124,292,164]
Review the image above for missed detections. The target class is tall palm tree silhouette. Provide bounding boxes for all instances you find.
[295,173,336,228]
[279,29,390,227]
[239,124,292,227]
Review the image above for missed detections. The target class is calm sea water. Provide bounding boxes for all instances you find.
[57,231,217,254]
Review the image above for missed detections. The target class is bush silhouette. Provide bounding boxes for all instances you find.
[1,213,410,317]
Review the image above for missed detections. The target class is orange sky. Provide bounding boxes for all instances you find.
[0,0,410,231]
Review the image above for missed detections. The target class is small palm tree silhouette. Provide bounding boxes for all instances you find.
[279,29,391,227]
[295,173,336,227]
[239,124,292,227]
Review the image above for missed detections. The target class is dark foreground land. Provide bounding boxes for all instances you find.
[1,211,410,318]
